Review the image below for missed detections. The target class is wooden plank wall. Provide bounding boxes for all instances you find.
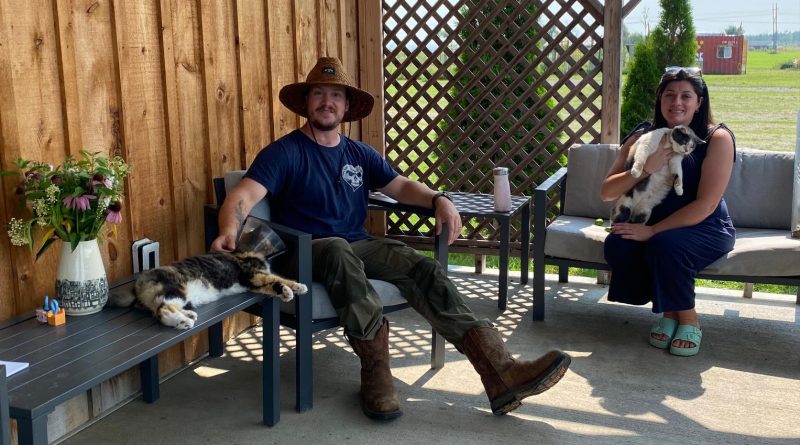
[0,0,378,442]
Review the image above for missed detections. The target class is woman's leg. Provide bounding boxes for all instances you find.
[646,224,733,350]
[604,234,652,305]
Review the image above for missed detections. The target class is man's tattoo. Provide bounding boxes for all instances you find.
[235,200,245,226]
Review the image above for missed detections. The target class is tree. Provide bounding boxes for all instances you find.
[649,0,697,78]
[724,24,744,35]
[620,0,697,135]
[620,41,661,134]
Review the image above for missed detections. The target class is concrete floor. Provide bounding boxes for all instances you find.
[62,271,800,445]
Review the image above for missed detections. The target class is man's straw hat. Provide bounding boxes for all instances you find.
[279,57,374,122]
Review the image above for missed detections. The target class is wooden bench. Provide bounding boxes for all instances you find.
[533,144,800,320]
[0,278,279,445]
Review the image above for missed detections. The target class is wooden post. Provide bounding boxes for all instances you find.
[359,1,388,237]
[600,0,622,144]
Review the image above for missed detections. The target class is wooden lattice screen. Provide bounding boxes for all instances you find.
[382,0,604,255]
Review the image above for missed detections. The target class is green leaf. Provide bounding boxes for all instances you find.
[35,237,57,261]
[70,232,79,251]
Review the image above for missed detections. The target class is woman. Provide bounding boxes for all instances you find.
[600,68,736,357]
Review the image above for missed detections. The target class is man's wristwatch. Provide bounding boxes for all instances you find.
[432,191,453,211]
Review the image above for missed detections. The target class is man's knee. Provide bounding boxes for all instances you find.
[316,237,361,267]
[411,256,445,279]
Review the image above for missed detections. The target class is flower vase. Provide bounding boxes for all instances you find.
[56,239,109,315]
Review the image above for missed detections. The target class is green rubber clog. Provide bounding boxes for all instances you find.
[669,324,703,357]
[648,317,679,349]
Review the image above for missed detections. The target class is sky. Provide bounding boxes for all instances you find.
[623,0,800,35]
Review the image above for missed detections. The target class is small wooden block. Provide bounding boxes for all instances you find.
[47,309,66,326]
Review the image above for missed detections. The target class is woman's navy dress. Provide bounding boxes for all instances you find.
[603,124,737,313]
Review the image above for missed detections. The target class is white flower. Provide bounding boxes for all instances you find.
[45,184,60,204]
[7,218,28,246]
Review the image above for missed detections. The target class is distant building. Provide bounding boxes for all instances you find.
[748,40,773,50]
[695,34,747,75]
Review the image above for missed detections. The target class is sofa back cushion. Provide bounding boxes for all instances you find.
[563,144,618,219]
[724,149,794,229]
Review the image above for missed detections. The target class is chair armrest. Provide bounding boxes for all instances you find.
[255,221,313,325]
[534,167,567,229]
[368,191,434,217]
[204,204,221,251]
[534,167,567,263]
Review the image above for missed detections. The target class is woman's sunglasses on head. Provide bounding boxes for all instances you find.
[664,66,702,75]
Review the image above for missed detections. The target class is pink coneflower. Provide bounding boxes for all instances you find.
[105,201,123,224]
[63,194,95,211]
[106,210,122,224]
[91,173,112,190]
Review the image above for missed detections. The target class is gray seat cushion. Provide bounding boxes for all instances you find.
[703,228,800,277]
[222,170,406,321]
[543,216,800,277]
[280,280,407,319]
[544,215,609,264]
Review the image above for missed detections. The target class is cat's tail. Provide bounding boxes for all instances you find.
[106,280,137,307]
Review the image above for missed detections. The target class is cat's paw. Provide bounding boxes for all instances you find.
[183,310,198,321]
[160,310,195,329]
[630,165,642,178]
[176,318,195,329]
[674,180,684,196]
[279,285,294,302]
[292,283,308,295]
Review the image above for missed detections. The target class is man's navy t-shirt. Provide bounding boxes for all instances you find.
[245,130,399,241]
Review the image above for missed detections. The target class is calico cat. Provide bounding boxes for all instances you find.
[611,125,704,224]
[110,225,307,329]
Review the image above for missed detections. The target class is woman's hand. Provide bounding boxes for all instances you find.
[642,144,674,175]
[611,222,655,241]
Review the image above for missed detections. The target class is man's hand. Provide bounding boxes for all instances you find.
[210,232,237,252]
[434,198,462,245]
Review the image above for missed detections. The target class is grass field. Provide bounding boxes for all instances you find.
[704,48,800,152]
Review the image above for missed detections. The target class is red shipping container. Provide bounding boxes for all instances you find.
[696,34,747,75]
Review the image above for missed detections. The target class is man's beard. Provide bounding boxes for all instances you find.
[309,118,340,132]
[308,106,343,131]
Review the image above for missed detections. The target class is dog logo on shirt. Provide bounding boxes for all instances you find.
[341,164,363,191]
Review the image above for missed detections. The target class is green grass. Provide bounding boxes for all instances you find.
[703,48,800,151]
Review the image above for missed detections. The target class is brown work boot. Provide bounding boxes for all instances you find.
[462,326,571,415]
[347,318,402,421]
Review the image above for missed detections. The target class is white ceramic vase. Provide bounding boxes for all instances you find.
[56,239,109,316]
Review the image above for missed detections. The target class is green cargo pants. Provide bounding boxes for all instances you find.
[283,236,490,348]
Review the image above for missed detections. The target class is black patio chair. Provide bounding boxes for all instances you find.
[204,171,446,414]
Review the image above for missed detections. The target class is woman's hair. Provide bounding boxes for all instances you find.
[652,69,714,137]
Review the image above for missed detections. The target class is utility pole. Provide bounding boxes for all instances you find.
[772,3,778,52]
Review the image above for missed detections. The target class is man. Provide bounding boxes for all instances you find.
[211,57,571,421]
